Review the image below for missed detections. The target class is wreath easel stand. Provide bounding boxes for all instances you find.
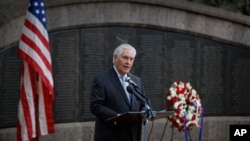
[160,118,193,141]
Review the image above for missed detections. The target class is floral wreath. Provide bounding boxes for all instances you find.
[166,81,203,131]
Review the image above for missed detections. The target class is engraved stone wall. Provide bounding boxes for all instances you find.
[1,27,250,128]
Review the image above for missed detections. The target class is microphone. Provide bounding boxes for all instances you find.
[126,85,147,105]
[126,85,135,94]
[125,77,138,87]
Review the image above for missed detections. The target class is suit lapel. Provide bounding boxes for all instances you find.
[109,68,131,106]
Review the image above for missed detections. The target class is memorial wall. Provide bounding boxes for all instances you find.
[1,26,250,128]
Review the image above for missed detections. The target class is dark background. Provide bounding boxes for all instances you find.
[1,26,250,128]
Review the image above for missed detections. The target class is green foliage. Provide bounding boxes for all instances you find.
[187,0,250,15]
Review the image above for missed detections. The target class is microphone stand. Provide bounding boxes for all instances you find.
[127,84,156,141]
[134,87,155,121]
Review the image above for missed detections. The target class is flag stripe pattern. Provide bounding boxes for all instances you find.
[17,0,55,141]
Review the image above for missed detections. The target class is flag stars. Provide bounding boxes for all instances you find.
[35,9,40,14]
[33,2,38,7]
[28,0,47,26]
[40,2,44,7]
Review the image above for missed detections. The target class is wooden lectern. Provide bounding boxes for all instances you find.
[105,110,174,141]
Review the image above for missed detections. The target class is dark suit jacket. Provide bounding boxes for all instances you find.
[90,67,145,141]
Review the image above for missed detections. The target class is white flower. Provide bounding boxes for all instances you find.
[186,112,193,120]
[186,82,192,89]
[174,101,183,109]
[167,96,172,100]
[191,89,196,95]
[188,106,195,112]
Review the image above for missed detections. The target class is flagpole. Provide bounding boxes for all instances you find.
[36,72,40,141]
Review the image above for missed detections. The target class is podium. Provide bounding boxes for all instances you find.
[106,110,174,124]
[105,110,174,141]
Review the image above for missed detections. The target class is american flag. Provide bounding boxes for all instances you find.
[17,0,55,141]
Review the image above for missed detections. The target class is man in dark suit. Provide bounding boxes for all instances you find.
[90,43,145,141]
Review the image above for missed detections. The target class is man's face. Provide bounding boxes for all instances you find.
[113,48,135,76]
